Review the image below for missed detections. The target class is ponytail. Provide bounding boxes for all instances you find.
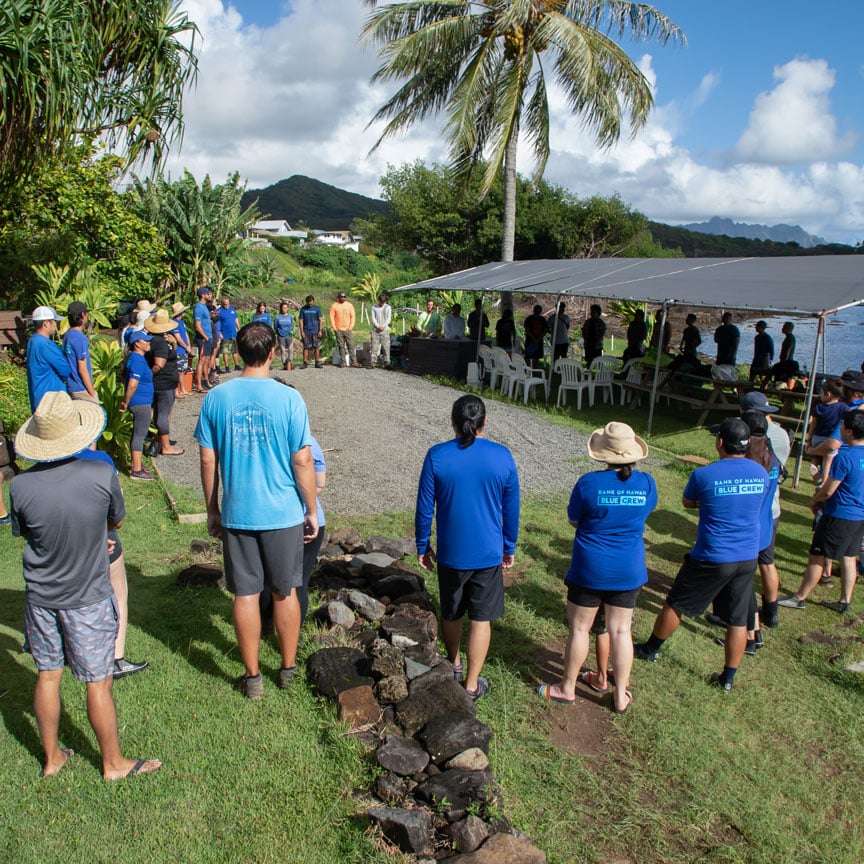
[451,394,486,448]
[615,464,634,481]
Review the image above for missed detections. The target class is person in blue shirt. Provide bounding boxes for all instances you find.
[25,306,72,412]
[62,301,98,401]
[274,302,295,370]
[216,295,241,372]
[780,409,864,614]
[252,302,272,327]
[415,395,520,701]
[635,417,769,691]
[194,322,317,700]
[538,422,656,714]
[298,295,323,369]
[171,301,192,396]
[120,331,154,481]
[193,286,215,393]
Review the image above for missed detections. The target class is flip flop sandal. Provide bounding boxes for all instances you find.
[452,661,463,683]
[579,670,608,693]
[612,690,633,715]
[537,683,575,704]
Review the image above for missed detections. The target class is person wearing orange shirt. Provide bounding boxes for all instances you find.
[329,292,356,368]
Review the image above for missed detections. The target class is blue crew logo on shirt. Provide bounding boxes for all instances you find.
[713,477,765,496]
[230,402,273,455]
[597,489,648,506]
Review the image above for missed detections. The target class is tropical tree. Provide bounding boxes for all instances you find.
[362,0,684,275]
[0,0,199,201]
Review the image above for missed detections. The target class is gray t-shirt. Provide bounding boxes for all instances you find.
[767,422,790,520]
[10,459,125,609]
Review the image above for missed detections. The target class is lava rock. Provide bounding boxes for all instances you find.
[323,600,355,628]
[445,748,490,772]
[395,679,474,736]
[306,647,373,697]
[344,589,386,622]
[368,807,433,857]
[336,685,381,727]
[376,675,409,705]
[418,712,493,764]
[329,525,363,551]
[447,832,546,863]
[176,564,225,589]
[369,638,405,679]
[369,573,422,600]
[376,735,430,776]
[366,535,415,559]
[374,771,410,805]
[447,816,489,854]
[409,661,457,694]
[413,769,494,817]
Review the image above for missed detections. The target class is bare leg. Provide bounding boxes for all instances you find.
[463,620,491,692]
[232,594,262,677]
[723,625,747,669]
[272,590,301,669]
[792,555,827,601]
[441,617,463,671]
[88,677,161,780]
[759,562,779,604]
[130,450,143,473]
[551,602,595,701]
[594,631,611,689]
[109,554,128,660]
[653,603,683,639]
[606,605,635,712]
[34,669,70,776]
[840,556,858,604]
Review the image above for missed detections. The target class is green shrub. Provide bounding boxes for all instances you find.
[0,363,30,435]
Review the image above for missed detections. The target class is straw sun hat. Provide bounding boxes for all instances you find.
[15,391,106,463]
[144,308,179,334]
[587,421,648,465]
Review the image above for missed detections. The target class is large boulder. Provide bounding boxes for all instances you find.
[368,807,434,857]
[417,712,494,764]
[380,606,438,644]
[306,647,373,697]
[369,573,422,601]
[376,734,430,776]
[394,679,474,736]
[409,662,456,695]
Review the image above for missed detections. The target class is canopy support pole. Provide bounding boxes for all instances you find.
[792,314,824,488]
[646,301,668,437]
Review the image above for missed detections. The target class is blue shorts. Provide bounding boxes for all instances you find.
[196,337,213,357]
[25,596,117,682]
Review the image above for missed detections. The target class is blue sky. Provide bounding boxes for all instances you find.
[165,1,864,244]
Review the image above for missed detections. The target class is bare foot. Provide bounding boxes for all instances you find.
[104,758,162,781]
[41,748,74,777]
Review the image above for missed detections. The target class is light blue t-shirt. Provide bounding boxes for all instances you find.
[275,313,294,338]
[823,444,864,521]
[310,436,326,527]
[26,333,72,411]
[194,301,212,340]
[62,328,91,394]
[683,457,769,563]
[193,378,312,530]
[566,469,657,591]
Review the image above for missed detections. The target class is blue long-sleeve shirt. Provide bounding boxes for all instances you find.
[415,437,520,569]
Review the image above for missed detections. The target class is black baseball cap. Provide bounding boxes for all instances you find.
[67,301,88,317]
[840,370,864,391]
[709,417,751,452]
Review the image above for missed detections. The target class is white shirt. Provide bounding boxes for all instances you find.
[371,303,392,330]
[444,314,465,340]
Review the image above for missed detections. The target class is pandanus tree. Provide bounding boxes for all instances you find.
[0,0,199,201]
[362,0,684,279]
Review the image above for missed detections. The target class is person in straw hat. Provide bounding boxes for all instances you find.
[9,391,161,779]
[634,417,769,692]
[538,422,656,714]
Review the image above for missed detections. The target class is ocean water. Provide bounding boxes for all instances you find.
[740,304,864,375]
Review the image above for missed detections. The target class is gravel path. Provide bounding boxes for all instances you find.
[157,366,591,516]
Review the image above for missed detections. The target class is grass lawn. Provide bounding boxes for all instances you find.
[2,393,863,863]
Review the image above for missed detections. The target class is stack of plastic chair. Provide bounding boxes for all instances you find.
[553,359,593,409]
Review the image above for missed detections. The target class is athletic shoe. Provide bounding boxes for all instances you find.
[278,666,297,689]
[236,673,264,700]
[302,362,308,369]
[465,676,489,701]
[0,514,11,527]
[709,672,733,692]
[113,657,149,678]
[777,595,806,609]
[633,642,659,662]
[314,362,323,368]
[130,469,154,481]
[821,600,851,614]
[761,607,779,628]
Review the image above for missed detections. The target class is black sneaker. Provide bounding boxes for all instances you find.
[709,672,733,692]
[822,600,851,614]
[633,642,659,662]
[714,637,756,656]
[302,362,308,369]
[113,657,149,678]
[314,362,323,368]
[761,607,779,628]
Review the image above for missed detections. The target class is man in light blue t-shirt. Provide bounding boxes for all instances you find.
[194,322,317,700]
[635,417,769,691]
[62,301,98,401]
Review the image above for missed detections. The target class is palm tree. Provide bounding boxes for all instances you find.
[362,0,684,268]
[0,0,198,201]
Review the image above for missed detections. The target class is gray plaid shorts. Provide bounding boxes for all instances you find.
[24,595,118,682]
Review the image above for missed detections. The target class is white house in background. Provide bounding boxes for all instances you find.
[247,220,308,246]
[311,229,361,253]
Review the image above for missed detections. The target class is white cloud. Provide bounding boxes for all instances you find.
[736,58,856,164]
[158,3,864,245]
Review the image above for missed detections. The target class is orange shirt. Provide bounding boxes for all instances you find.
[329,301,355,331]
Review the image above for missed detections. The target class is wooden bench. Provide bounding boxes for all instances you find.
[0,311,25,350]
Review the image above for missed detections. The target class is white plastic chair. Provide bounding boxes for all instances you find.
[615,359,645,406]
[508,354,548,403]
[491,347,514,394]
[477,344,495,387]
[554,359,593,409]
[589,356,619,405]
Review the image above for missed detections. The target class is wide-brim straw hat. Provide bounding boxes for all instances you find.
[144,308,178,334]
[171,301,187,317]
[135,300,155,313]
[587,421,649,464]
[15,391,106,463]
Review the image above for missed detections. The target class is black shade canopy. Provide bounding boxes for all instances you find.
[394,257,864,316]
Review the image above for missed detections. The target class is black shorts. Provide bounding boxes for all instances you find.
[810,516,864,560]
[758,518,779,565]
[222,524,304,596]
[303,333,320,349]
[666,554,756,627]
[566,584,641,611]
[437,564,504,622]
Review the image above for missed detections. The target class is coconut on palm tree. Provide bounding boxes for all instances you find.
[362,0,684,274]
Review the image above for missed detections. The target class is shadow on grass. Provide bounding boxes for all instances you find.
[0,590,103,773]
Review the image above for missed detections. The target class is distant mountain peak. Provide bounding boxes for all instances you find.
[679,216,825,248]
